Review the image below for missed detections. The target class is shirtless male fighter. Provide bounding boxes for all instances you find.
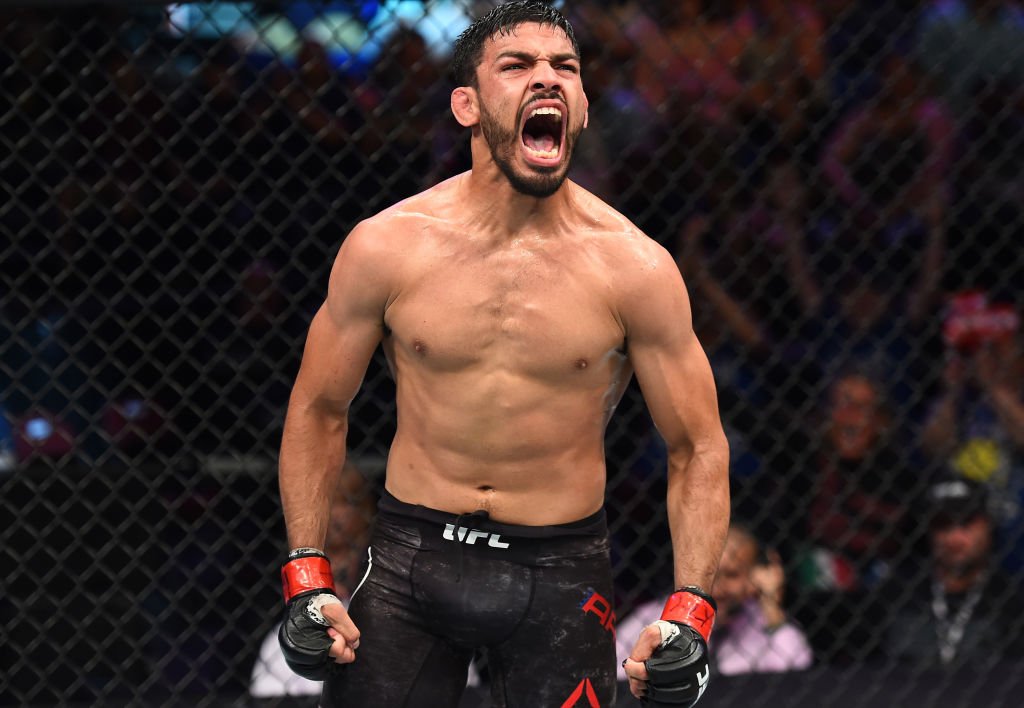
[276,3,730,707]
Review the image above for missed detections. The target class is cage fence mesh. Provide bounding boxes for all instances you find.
[2,1,1024,707]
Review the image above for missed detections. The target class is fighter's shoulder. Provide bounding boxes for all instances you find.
[343,177,460,254]
[572,186,675,278]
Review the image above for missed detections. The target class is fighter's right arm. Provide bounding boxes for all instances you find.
[279,220,393,552]
[277,222,394,673]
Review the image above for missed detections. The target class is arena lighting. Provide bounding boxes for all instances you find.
[164,2,257,39]
[364,0,471,60]
[231,14,304,63]
[14,412,74,462]
[24,417,53,441]
[163,1,477,68]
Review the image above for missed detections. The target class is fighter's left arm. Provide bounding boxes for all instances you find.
[618,238,730,705]
[621,239,730,593]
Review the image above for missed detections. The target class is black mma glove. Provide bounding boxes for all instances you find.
[643,586,716,708]
[278,547,341,681]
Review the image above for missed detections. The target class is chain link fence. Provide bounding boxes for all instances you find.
[3,1,1024,706]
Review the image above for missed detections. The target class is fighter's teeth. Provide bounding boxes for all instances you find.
[529,107,562,120]
[525,146,559,158]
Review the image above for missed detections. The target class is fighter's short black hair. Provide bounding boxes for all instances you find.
[450,1,580,87]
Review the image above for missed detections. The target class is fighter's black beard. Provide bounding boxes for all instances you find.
[479,102,580,198]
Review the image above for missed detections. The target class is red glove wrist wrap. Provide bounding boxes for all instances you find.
[281,555,336,603]
[661,588,716,644]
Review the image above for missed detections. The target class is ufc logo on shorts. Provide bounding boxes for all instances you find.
[442,524,510,548]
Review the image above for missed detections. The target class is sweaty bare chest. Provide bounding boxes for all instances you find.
[385,246,623,375]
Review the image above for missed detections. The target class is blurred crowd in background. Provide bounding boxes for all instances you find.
[2,0,1024,705]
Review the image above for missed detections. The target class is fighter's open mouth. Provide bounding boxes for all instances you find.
[521,106,563,159]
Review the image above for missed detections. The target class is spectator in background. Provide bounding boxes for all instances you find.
[364,27,448,202]
[623,0,746,130]
[617,523,812,678]
[250,459,377,698]
[819,0,924,108]
[673,154,809,400]
[279,38,363,152]
[917,1,1024,303]
[784,369,925,665]
[172,41,259,226]
[795,370,922,592]
[915,0,1024,114]
[263,37,377,231]
[76,46,186,227]
[671,154,821,534]
[821,51,954,239]
[733,0,828,153]
[561,3,654,201]
[567,1,744,238]
[788,130,948,418]
[208,258,304,451]
[879,477,1024,668]
[921,292,1024,570]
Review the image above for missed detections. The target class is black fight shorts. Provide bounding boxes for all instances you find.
[321,490,618,708]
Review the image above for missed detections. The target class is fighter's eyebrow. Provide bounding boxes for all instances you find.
[495,50,581,64]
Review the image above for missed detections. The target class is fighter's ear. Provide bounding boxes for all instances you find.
[583,90,589,130]
[451,86,479,127]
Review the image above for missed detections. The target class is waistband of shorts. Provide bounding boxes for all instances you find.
[377,489,607,540]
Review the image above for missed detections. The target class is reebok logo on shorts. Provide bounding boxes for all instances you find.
[560,678,601,708]
[579,589,616,639]
[442,524,510,548]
